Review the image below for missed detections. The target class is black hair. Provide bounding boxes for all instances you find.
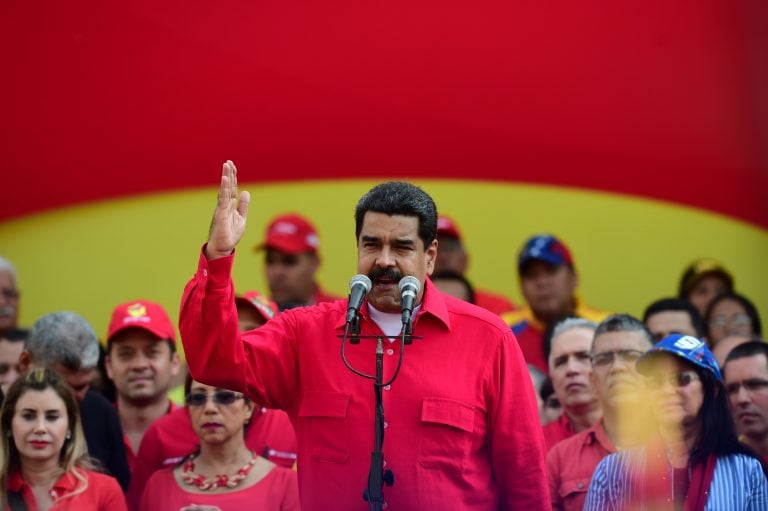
[354,182,437,250]
[704,292,762,338]
[0,329,28,342]
[723,340,768,369]
[593,313,654,348]
[642,297,706,338]
[430,271,476,304]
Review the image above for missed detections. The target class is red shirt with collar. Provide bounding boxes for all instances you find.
[542,412,576,451]
[126,404,296,511]
[179,249,548,511]
[546,419,615,511]
[6,469,126,511]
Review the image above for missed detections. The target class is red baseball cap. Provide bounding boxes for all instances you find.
[107,300,176,344]
[255,213,320,254]
[437,215,462,241]
[235,291,279,323]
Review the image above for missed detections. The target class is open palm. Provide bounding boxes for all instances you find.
[205,160,250,259]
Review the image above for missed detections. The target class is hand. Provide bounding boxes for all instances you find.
[205,160,250,260]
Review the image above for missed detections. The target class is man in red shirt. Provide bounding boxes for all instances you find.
[542,318,601,450]
[255,212,340,310]
[433,215,517,314]
[547,314,653,511]
[105,300,181,473]
[180,161,549,511]
[501,234,609,373]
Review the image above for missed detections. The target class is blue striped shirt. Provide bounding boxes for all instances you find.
[584,448,768,510]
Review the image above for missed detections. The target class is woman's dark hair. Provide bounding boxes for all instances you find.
[704,292,762,339]
[354,181,437,249]
[690,363,767,474]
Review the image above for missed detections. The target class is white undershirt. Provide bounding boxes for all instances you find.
[367,303,422,342]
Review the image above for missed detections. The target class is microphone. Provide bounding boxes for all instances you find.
[398,276,420,327]
[346,274,372,325]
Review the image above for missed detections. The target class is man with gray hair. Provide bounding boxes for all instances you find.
[543,317,601,450]
[547,314,654,511]
[0,257,20,336]
[18,311,131,491]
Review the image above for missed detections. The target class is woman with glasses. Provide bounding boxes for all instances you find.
[705,292,762,348]
[0,369,126,510]
[584,333,768,510]
[141,376,299,511]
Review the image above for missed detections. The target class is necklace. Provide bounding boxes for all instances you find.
[181,451,258,491]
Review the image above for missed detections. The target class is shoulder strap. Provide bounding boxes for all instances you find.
[7,491,29,511]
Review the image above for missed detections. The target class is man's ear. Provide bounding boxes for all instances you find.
[18,350,31,374]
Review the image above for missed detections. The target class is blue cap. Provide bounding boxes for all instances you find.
[637,334,722,382]
[518,234,574,272]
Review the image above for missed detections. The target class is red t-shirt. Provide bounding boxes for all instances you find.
[6,469,126,511]
[140,464,299,511]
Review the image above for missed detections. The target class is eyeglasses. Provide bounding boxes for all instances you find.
[726,379,768,396]
[185,390,244,407]
[645,370,699,390]
[709,314,752,329]
[590,349,645,368]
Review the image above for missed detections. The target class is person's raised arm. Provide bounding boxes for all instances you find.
[205,160,250,260]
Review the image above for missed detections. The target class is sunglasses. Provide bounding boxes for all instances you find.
[185,390,244,407]
[646,370,699,390]
[590,349,645,368]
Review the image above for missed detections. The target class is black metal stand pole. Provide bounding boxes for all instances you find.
[363,337,389,510]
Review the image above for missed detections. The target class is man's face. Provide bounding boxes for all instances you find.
[105,329,180,406]
[645,311,697,342]
[519,261,577,322]
[0,271,19,332]
[549,327,597,413]
[0,338,23,393]
[725,354,768,441]
[357,212,437,313]
[590,331,649,409]
[434,236,467,274]
[264,249,319,307]
[51,363,96,402]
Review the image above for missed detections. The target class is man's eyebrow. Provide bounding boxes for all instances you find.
[360,235,380,243]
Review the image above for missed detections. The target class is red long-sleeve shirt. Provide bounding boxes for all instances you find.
[180,249,549,511]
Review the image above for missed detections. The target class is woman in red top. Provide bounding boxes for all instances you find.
[141,377,299,511]
[0,368,126,510]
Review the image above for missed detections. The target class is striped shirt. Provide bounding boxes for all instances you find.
[584,448,768,511]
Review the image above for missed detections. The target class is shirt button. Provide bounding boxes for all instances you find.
[383,385,391,391]
[577,483,584,489]
[383,459,387,467]
[382,502,388,509]
[384,421,389,429]
[202,269,208,277]
[386,348,394,356]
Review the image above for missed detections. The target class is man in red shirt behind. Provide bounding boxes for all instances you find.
[179,161,549,511]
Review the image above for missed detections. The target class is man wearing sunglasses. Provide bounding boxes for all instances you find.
[547,314,653,511]
[179,162,549,511]
[723,341,768,464]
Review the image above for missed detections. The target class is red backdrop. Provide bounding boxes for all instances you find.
[2,1,767,227]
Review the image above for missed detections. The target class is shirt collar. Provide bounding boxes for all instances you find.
[8,469,79,493]
[583,417,617,453]
[334,277,451,332]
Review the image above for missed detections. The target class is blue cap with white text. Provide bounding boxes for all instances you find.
[636,334,722,382]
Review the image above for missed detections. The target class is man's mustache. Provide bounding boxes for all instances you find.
[368,267,403,283]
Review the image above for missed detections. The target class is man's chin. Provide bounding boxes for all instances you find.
[367,295,400,313]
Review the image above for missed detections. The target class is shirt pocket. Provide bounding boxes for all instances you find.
[558,477,590,502]
[418,397,476,473]
[298,391,350,464]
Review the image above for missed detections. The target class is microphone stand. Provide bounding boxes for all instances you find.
[340,317,419,511]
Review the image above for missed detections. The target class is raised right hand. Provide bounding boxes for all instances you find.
[205,160,250,260]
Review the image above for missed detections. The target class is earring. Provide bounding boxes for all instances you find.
[66,432,71,441]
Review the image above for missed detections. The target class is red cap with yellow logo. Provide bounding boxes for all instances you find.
[107,300,176,344]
